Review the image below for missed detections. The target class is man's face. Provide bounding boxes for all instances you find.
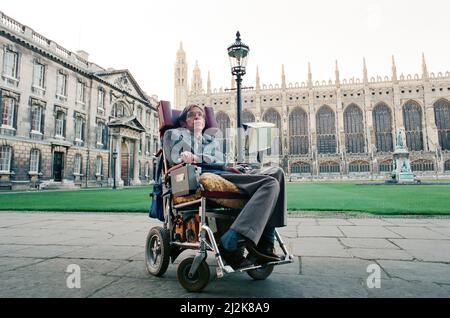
[183,107,205,132]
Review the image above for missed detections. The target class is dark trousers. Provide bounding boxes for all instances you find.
[220,166,287,245]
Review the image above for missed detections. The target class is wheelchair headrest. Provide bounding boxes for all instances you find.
[157,100,219,136]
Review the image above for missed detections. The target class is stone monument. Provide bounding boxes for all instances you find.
[388,129,417,184]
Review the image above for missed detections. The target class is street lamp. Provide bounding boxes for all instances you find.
[112,149,118,189]
[228,31,249,163]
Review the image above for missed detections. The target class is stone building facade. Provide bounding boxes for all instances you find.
[0,12,159,190]
[174,44,450,180]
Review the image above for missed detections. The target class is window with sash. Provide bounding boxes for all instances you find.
[3,49,19,79]
[74,116,84,141]
[56,71,67,97]
[29,149,40,173]
[30,105,42,132]
[97,88,105,112]
[95,156,102,175]
[145,162,150,177]
[32,61,45,89]
[76,80,86,104]
[55,111,65,137]
[96,122,107,148]
[0,145,12,172]
[74,154,82,174]
[1,97,16,127]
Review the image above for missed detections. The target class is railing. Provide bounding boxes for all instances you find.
[0,11,24,33]
[0,10,90,69]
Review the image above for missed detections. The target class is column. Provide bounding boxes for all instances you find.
[114,135,123,187]
[132,138,141,185]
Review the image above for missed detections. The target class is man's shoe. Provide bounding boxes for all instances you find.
[246,242,280,263]
[257,241,282,260]
[219,245,253,270]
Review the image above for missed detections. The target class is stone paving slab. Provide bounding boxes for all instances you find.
[377,260,450,284]
[366,278,449,298]
[316,219,354,226]
[339,238,400,249]
[390,239,450,262]
[384,218,436,226]
[386,226,448,239]
[300,256,389,280]
[21,257,129,275]
[339,226,402,238]
[293,275,368,298]
[0,268,119,298]
[427,227,450,238]
[347,248,415,261]
[61,245,144,260]
[1,244,84,258]
[347,219,393,226]
[297,225,344,237]
[426,219,450,227]
[0,257,45,273]
[290,238,351,258]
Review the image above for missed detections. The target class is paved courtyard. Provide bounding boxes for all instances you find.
[0,211,449,298]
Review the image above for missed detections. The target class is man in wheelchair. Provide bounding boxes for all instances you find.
[163,104,287,270]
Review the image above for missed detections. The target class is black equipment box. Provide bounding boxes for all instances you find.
[170,164,199,196]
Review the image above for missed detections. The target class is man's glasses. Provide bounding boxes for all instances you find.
[186,111,204,118]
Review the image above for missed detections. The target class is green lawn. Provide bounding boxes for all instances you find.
[1,182,450,215]
[286,182,450,215]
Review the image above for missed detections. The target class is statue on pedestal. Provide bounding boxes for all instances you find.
[387,128,418,184]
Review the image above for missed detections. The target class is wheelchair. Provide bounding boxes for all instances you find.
[145,101,294,292]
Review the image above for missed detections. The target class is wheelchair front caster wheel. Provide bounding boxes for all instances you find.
[247,264,274,280]
[145,226,170,276]
[177,256,210,292]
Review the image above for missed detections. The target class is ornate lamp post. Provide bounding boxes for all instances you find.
[228,31,249,163]
[112,149,118,189]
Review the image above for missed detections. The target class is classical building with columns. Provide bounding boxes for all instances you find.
[0,12,159,190]
[174,44,450,180]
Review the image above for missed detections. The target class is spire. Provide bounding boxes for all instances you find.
[174,41,188,108]
[256,66,260,90]
[281,64,286,89]
[363,58,368,83]
[422,52,429,80]
[391,55,398,82]
[207,70,211,94]
[307,62,312,88]
[335,60,340,87]
[176,41,186,61]
[191,60,202,95]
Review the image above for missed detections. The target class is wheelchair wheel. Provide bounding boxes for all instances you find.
[145,226,170,277]
[247,264,274,280]
[177,256,210,292]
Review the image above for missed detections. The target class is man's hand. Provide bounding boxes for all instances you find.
[180,151,200,164]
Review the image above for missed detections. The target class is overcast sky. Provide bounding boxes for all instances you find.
[2,0,450,102]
